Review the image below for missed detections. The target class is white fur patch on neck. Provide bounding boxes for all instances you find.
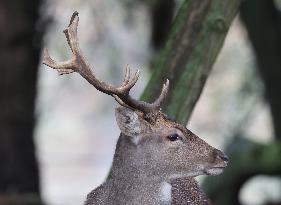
[160,182,172,203]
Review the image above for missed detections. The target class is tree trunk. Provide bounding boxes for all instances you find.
[150,0,176,50]
[240,0,281,139]
[0,0,44,202]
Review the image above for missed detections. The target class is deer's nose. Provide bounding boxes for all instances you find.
[214,149,229,163]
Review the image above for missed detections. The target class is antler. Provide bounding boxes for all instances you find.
[43,11,169,114]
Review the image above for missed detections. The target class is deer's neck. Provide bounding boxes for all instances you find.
[109,134,172,204]
[110,172,171,204]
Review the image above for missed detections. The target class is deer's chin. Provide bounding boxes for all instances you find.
[204,167,225,176]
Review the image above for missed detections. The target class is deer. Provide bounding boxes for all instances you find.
[43,12,229,205]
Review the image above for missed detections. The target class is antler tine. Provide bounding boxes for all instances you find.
[121,65,131,86]
[42,48,76,75]
[63,11,80,55]
[151,79,169,109]
[119,69,140,93]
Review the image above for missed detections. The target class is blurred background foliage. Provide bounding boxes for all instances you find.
[0,0,281,204]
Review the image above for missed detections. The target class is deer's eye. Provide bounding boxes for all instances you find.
[167,133,182,142]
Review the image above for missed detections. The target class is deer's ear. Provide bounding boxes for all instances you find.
[115,107,143,143]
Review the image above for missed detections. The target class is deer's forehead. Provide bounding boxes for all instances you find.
[152,117,188,134]
[145,127,183,136]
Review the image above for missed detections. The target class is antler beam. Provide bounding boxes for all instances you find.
[43,11,169,114]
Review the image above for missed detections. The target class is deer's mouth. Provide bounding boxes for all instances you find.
[204,166,226,176]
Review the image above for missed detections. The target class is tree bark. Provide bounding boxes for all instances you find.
[0,0,44,201]
[141,0,240,124]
